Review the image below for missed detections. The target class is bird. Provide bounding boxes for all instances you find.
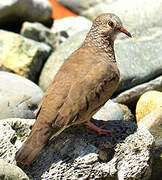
[15,13,132,166]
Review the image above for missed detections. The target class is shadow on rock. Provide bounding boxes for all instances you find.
[21,120,137,179]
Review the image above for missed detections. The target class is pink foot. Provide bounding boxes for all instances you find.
[86,121,116,135]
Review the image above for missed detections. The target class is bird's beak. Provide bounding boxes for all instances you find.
[120,27,132,37]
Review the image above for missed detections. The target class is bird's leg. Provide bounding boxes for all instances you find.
[86,120,116,135]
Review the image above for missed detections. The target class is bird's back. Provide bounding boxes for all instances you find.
[37,45,119,125]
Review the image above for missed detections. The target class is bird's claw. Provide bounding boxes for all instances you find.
[86,121,116,135]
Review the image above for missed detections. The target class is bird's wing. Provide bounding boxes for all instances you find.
[51,61,118,128]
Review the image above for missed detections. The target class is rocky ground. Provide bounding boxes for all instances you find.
[0,0,161,179]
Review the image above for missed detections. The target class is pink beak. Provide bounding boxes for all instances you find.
[120,27,132,37]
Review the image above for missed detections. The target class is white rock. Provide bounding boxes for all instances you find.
[0,118,35,164]
[52,16,92,44]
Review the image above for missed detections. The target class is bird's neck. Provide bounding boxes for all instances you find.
[83,33,116,62]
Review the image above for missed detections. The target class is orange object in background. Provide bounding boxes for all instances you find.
[48,0,78,20]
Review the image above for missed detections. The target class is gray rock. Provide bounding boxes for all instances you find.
[93,99,123,121]
[117,103,135,122]
[93,99,134,122]
[21,22,58,49]
[39,27,162,95]
[115,29,162,94]
[0,30,52,82]
[52,16,92,44]
[0,159,29,180]
[138,109,162,180]
[0,71,43,119]
[56,0,89,14]
[39,30,87,91]
[8,119,153,179]
[0,0,52,26]
[151,139,162,180]
[113,75,162,105]
[0,118,34,164]
[57,0,162,34]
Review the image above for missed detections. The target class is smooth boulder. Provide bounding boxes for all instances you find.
[0,159,29,180]
[113,75,162,106]
[0,71,43,119]
[136,90,162,122]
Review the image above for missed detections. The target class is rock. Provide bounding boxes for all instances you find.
[39,27,162,94]
[57,0,162,34]
[0,159,29,180]
[21,21,58,49]
[138,109,162,180]
[39,30,87,91]
[0,118,34,164]
[0,30,52,82]
[115,29,162,94]
[93,100,123,121]
[0,118,154,179]
[0,0,52,28]
[136,90,162,122]
[52,16,92,44]
[151,139,162,180]
[0,71,43,119]
[117,104,135,121]
[113,75,162,106]
[56,0,83,15]
[138,108,162,132]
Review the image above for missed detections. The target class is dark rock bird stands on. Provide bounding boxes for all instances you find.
[15,13,132,166]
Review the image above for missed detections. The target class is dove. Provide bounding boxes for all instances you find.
[15,13,131,166]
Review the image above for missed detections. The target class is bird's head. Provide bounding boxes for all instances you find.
[91,13,131,40]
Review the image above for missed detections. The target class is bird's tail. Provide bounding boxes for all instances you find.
[15,122,53,166]
[15,144,43,166]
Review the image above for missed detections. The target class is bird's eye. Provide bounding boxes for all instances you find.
[107,21,114,28]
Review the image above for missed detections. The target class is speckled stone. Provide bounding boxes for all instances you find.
[117,103,134,121]
[51,16,92,45]
[0,30,51,82]
[0,118,34,164]
[21,22,58,49]
[1,118,153,179]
